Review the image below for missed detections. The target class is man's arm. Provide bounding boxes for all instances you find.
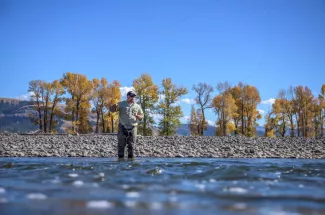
[135,107,143,121]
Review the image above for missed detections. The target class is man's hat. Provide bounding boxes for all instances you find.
[127,91,136,97]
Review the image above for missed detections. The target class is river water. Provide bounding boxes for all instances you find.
[0,157,325,215]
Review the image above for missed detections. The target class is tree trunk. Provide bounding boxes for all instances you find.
[111,116,114,133]
[321,110,324,137]
[37,99,43,131]
[43,99,48,133]
[241,102,244,135]
[76,99,80,133]
[49,99,58,133]
[95,109,100,133]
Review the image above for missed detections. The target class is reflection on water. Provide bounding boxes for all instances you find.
[0,157,325,215]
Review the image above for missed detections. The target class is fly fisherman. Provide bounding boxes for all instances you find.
[110,91,143,159]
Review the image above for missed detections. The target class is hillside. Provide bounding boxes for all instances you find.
[0,98,38,132]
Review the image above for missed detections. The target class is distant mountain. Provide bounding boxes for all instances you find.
[256,126,265,137]
[176,124,216,136]
[0,98,38,133]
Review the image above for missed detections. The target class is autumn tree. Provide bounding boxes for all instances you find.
[48,80,65,133]
[192,83,214,135]
[28,80,64,133]
[264,111,276,137]
[28,80,44,131]
[294,86,314,137]
[188,105,200,136]
[133,73,159,136]
[243,85,261,136]
[272,98,288,137]
[91,78,110,133]
[229,83,246,135]
[318,85,325,137]
[213,82,237,136]
[157,78,187,136]
[230,83,261,136]
[105,80,121,133]
[61,72,93,133]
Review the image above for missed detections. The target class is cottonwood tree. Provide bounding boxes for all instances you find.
[294,86,314,137]
[61,72,93,133]
[133,73,159,136]
[188,105,200,136]
[48,80,65,133]
[91,78,110,133]
[212,82,237,136]
[319,85,325,137]
[28,80,64,133]
[158,78,187,136]
[28,80,44,131]
[212,86,237,136]
[106,80,121,133]
[192,83,214,136]
[230,83,261,136]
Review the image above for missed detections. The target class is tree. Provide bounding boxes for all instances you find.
[188,105,200,136]
[212,90,237,136]
[192,83,214,135]
[28,80,44,131]
[91,78,109,133]
[272,98,287,137]
[48,80,65,133]
[230,83,261,136]
[158,78,187,136]
[105,80,121,133]
[28,79,65,133]
[133,73,159,136]
[243,85,261,136]
[294,86,314,137]
[264,111,276,137]
[61,72,93,133]
[318,84,325,137]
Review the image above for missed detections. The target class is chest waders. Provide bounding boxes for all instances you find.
[117,104,138,158]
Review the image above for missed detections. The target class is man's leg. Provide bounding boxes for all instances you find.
[127,127,137,158]
[117,125,126,158]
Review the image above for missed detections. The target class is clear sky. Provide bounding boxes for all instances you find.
[1,0,325,126]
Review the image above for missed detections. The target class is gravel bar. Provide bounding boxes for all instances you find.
[1,133,325,158]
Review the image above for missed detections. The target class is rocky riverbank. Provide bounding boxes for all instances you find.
[0,133,324,158]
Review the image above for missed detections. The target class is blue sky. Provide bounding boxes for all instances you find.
[1,0,325,126]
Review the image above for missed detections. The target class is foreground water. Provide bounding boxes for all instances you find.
[0,158,325,215]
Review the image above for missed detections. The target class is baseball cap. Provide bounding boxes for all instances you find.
[127,91,137,97]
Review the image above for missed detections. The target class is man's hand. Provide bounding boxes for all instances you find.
[135,114,143,121]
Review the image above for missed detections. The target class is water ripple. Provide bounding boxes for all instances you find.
[0,158,325,214]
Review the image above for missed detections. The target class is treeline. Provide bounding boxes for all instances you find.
[188,82,261,137]
[27,72,325,137]
[27,73,187,135]
[265,86,325,138]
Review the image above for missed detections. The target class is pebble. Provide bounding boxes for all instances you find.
[0,134,324,158]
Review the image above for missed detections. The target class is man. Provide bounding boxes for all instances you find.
[110,91,143,159]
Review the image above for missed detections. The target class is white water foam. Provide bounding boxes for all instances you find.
[126,192,140,198]
[68,173,79,178]
[228,187,248,194]
[73,180,84,186]
[27,193,47,200]
[86,200,113,209]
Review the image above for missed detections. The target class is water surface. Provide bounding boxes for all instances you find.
[0,157,325,215]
